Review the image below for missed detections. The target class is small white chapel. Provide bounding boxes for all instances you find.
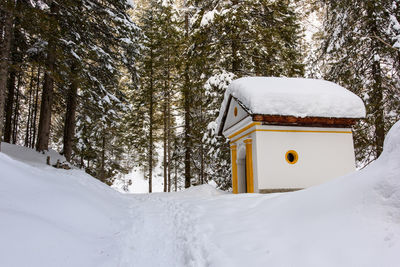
[217,77,366,193]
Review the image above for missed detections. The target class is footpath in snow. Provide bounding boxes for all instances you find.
[1,120,400,266]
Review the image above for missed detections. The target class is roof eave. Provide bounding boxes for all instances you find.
[218,95,232,136]
[252,114,363,127]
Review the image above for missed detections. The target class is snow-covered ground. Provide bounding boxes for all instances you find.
[1,121,400,266]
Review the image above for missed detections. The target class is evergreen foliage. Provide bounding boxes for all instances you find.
[318,0,400,166]
[1,0,140,184]
[131,0,304,191]
[133,0,182,192]
[2,0,396,192]
[183,0,304,189]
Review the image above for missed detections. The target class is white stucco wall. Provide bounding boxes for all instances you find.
[253,125,356,190]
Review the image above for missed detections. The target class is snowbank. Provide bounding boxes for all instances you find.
[1,120,399,266]
[191,120,400,266]
[217,77,366,130]
[173,184,226,198]
[1,142,69,167]
[0,147,131,267]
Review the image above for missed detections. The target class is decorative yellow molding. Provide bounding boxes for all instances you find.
[230,144,238,194]
[244,139,254,193]
[231,128,352,143]
[257,129,352,134]
[228,122,261,140]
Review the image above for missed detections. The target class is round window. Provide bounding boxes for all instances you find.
[285,150,298,164]
[234,107,238,117]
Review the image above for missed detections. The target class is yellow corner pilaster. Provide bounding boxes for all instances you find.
[230,144,238,194]
[243,139,254,193]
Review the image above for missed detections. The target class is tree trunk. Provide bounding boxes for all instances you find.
[163,96,167,192]
[80,152,84,169]
[0,5,13,151]
[200,139,204,184]
[36,2,58,152]
[148,47,154,193]
[167,87,171,192]
[11,74,20,144]
[166,46,171,193]
[371,59,384,157]
[174,146,178,192]
[31,65,41,148]
[184,11,191,188]
[63,63,79,162]
[367,3,385,158]
[200,99,204,185]
[25,67,35,147]
[4,70,15,143]
[4,5,21,144]
[149,98,153,193]
[100,132,105,182]
[231,0,240,74]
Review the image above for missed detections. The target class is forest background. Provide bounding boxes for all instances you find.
[0,0,399,192]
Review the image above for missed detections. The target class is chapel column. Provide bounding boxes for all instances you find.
[244,139,254,193]
[230,144,238,194]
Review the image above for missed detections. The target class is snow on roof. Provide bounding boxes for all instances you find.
[217,77,366,131]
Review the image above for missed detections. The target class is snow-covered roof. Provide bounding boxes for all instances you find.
[217,77,366,132]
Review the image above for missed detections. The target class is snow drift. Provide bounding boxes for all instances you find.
[0,144,132,267]
[191,120,400,266]
[0,120,399,267]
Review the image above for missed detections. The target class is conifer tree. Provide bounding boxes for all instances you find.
[156,1,180,192]
[36,0,59,152]
[184,0,304,189]
[0,1,14,152]
[319,0,400,166]
[137,0,162,192]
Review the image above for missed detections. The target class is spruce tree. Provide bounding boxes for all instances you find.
[136,0,162,192]
[319,0,400,166]
[0,1,14,151]
[185,0,304,189]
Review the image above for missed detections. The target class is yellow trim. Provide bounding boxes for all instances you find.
[244,139,254,193]
[285,150,298,164]
[256,129,351,134]
[228,122,261,139]
[230,144,238,194]
[231,128,352,143]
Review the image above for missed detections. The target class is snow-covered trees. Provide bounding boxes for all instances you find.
[134,0,305,190]
[199,0,304,76]
[389,1,400,50]
[3,0,398,191]
[1,0,140,184]
[202,72,235,189]
[134,0,182,192]
[318,0,400,166]
[0,1,14,152]
[183,0,304,189]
